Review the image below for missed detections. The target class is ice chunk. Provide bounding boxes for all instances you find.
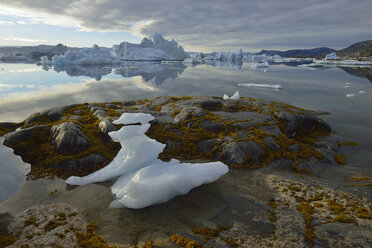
[324,52,339,60]
[0,137,31,203]
[223,90,240,100]
[52,45,116,66]
[239,83,283,89]
[66,113,229,208]
[346,94,355,98]
[110,159,228,209]
[113,33,189,61]
[113,113,154,125]
[358,91,366,94]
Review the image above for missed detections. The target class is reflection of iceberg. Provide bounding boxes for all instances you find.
[239,83,283,89]
[0,137,31,203]
[53,64,112,81]
[66,113,228,209]
[203,60,243,70]
[113,61,186,85]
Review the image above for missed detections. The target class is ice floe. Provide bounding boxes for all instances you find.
[238,83,283,89]
[250,61,269,69]
[223,90,240,100]
[66,113,228,209]
[0,137,31,203]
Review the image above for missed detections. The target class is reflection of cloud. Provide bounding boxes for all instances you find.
[3,36,48,43]
[0,77,159,122]
[4,68,42,73]
[0,83,15,91]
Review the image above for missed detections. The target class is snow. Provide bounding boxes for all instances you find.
[66,113,228,209]
[0,137,31,203]
[324,52,339,60]
[238,83,283,89]
[223,90,240,100]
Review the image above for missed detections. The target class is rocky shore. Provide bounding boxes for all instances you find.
[1,95,371,247]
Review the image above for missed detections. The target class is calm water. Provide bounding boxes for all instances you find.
[1,61,372,244]
[0,61,372,169]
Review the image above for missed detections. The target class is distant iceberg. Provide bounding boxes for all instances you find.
[113,33,189,61]
[251,61,269,69]
[0,137,31,203]
[239,83,283,89]
[66,113,228,209]
[50,34,189,65]
[52,45,116,66]
[324,52,339,60]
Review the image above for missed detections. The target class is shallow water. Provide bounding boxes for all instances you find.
[0,61,372,245]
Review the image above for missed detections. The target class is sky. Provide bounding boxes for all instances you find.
[0,0,371,52]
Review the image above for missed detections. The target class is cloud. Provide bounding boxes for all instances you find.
[0,0,371,51]
[3,36,48,43]
[0,20,14,25]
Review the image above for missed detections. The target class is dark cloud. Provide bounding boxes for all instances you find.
[0,0,371,51]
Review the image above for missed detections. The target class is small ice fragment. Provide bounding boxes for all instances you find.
[346,94,355,98]
[223,91,240,100]
[230,90,240,99]
[358,91,366,94]
[344,86,350,88]
[239,83,283,89]
[345,82,353,85]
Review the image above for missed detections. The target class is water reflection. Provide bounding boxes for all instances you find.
[338,66,372,84]
[113,61,186,86]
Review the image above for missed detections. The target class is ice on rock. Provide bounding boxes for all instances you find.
[239,83,283,89]
[223,90,240,100]
[66,113,228,208]
[110,159,228,209]
[0,137,31,203]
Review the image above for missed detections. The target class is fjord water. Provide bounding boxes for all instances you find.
[1,61,372,244]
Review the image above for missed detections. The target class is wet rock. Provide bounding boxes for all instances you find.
[314,141,339,152]
[49,153,107,169]
[40,105,68,121]
[267,158,292,169]
[50,122,90,153]
[174,106,205,123]
[199,120,224,132]
[7,203,87,248]
[150,115,174,125]
[259,125,282,136]
[93,109,106,120]
[98,118,116,133]
[122,100,136,106]
[238,140,264,162]
[220,142,246,164]
[198,138,221,152]
[276,111,299,137]
[105,103,119,109]
[320,120,332,133]
[165,140,182,150]
[4,125,46,145]
[264,137,281,150]
[301,114,319,131]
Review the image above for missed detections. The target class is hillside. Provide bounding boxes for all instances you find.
[337,40,372,61]
[257,47,335,57]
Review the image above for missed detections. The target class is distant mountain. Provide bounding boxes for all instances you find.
[337,40,372,60]
[257,47,336,57]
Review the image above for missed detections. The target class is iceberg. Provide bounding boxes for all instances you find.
[238,83,283,89]
[324,52,339,60]
[0,137,31,203]
[52,45,116,66]
[66,113,228,209]
[113,33,189,61]
[203,49,243,63]
[223,90,240,100]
